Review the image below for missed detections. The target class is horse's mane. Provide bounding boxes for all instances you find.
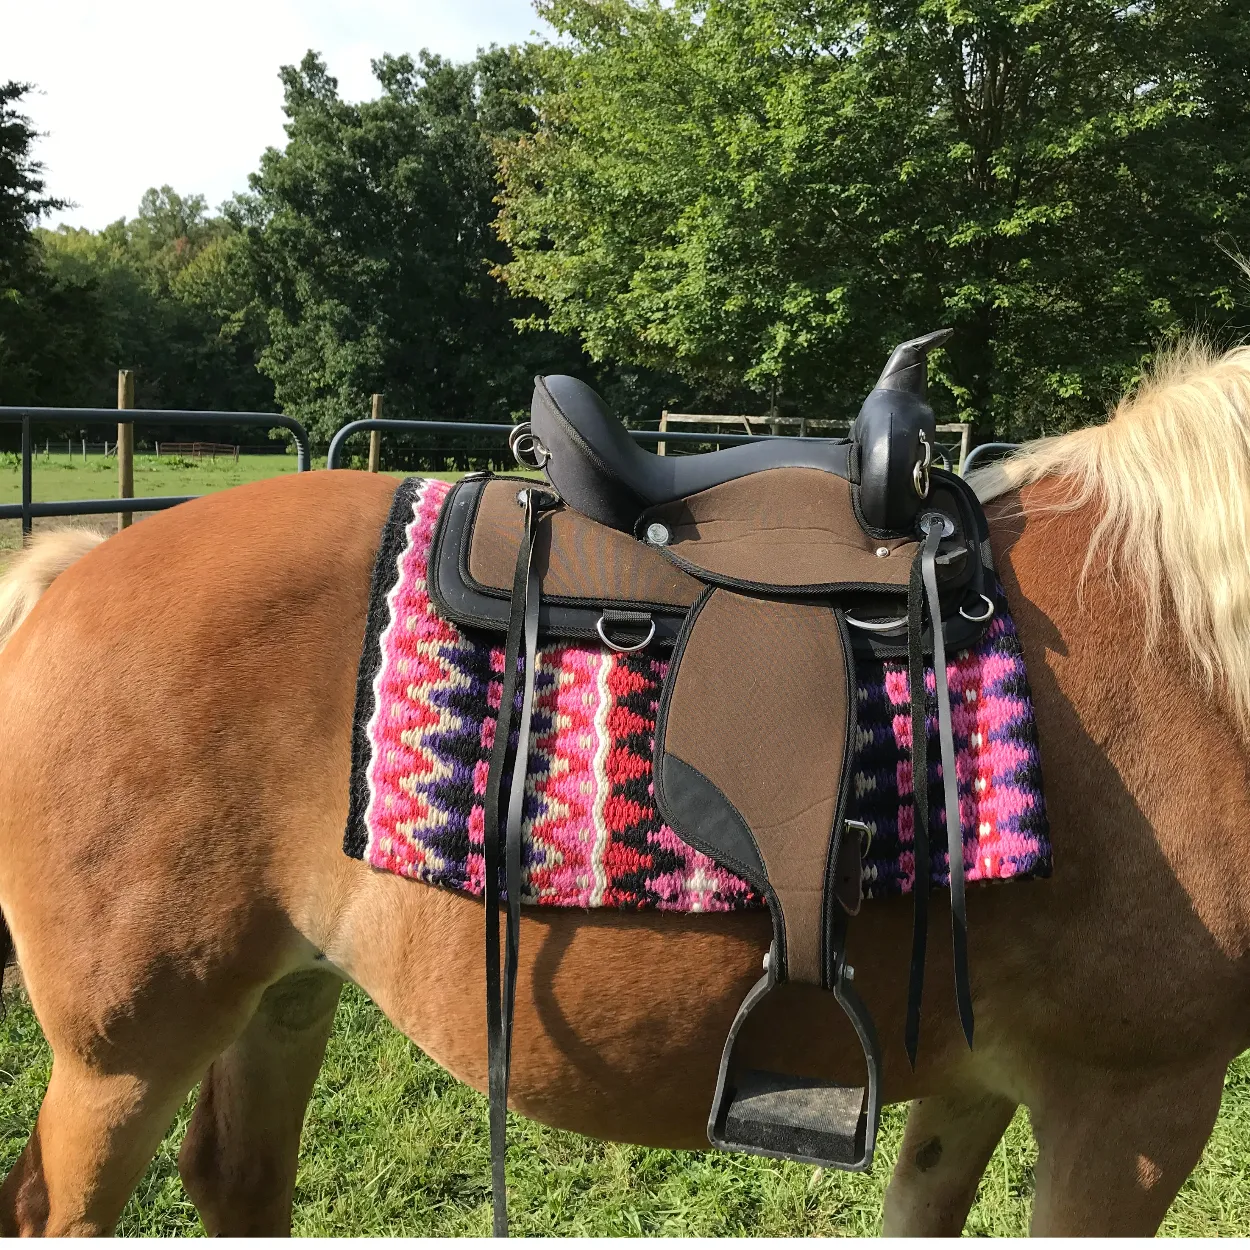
[969,340,1250,733]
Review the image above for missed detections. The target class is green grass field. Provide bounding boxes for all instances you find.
[2,454,1249,1234]
[0,452,388,552]
[0,984,1246,1236]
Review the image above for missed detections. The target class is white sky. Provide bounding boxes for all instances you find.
[2,0,553,229]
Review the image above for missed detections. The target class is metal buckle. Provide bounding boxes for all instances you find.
[845,817,873,858]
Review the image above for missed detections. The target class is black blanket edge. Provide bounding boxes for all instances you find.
[343,476,425,861]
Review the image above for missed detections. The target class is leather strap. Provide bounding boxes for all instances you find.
[482,488,549,1237]
[920,523,974,1049]
[903,526,936,1067]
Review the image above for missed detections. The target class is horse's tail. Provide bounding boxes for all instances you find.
[0,528,105,983]
[0,528,106,654]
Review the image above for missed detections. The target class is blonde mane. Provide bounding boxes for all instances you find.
[969,341,1250,734]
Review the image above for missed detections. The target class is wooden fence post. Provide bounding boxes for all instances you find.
[117,370,134,531]
[657,411,668,457]
[369,394,383,472]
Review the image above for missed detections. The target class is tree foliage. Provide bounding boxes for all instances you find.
[0,77,273,418]
[235,50,588,443]
[498,0,1250,436]
[36,188,273,412]
[0,81,68,405]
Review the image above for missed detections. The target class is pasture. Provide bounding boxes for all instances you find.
[0,981,1245,1235]
[1,455,1249,1235]
[0,452,325,553]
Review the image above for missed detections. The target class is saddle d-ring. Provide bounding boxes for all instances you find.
[845,613,908,635]
[508,422,550,470]
[912,430,933,499]
[596,613,656,654]
[959,593,995,623]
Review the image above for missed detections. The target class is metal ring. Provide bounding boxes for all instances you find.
[912,430,932,498]
[596,615,656,654]
[959,593,995,623]
[508,422,549,470]
[845,613,908,634]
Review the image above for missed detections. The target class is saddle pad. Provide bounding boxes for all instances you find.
[344,477,1051,910]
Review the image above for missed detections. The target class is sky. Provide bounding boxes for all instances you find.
[2,0,553,230]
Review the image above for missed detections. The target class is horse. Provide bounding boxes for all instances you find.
[1,342,1249,1236]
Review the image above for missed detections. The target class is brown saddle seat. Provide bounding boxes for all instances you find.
[430,333,993,1231]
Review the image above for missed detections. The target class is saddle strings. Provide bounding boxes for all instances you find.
[904,521,975,1068]
[921,524,975,1050]
[482,487,551,1238]
[904,533,933,1067]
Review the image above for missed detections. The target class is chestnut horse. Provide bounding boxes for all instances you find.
[1,344,1249,1236]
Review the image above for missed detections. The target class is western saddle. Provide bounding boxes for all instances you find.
[426,329,996,1234]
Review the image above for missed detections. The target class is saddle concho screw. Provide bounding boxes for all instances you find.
[645,522,670,546]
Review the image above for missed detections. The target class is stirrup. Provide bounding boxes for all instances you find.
[707,950,882,1172]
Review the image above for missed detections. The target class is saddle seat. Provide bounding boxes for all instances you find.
[527,330,954,536]
[529,374,852,531]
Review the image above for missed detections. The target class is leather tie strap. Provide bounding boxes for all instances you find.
[482,488,550,1237]
[904,520,976,1065]
[920,522,974,1050]
[903,527,936,1067]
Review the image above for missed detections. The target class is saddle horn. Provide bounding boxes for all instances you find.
[852,329,953,533]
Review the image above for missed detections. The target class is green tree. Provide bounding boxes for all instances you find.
[37,187,274,413]
[235,49,590,445]
[498,0,1250,438]
[0,80,74,406]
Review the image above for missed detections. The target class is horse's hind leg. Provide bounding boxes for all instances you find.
[881,1086,1017,1235]
[0,1048,214,1235]
[1028,1061,1225,1235]
[178,968,343,1236]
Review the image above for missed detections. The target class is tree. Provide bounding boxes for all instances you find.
[36,187,275,414]
[236,49,590,445]
[0,81,70,405]
[498,0,1250,438]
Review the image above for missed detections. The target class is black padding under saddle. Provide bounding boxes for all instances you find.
[431,330,993,1234]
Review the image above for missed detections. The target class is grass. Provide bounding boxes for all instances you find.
[0,453,475,553]
[0,983,1246,1235]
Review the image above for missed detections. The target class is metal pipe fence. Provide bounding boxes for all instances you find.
[1,408,311,537]
[960,442,1019,475]
[7,404,1007,540]
[325,418,795,471]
